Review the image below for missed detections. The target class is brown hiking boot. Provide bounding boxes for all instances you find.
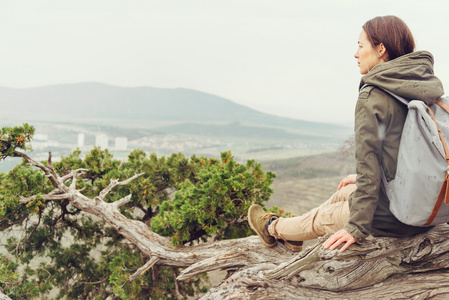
[280,240,303,252]
[248,204,277,247]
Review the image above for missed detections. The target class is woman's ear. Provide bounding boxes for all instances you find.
[378,43,389,61]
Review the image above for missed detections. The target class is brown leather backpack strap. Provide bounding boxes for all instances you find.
[427,104,449,164]
[437,99,449,114]
[445,179,449,206]
[425,174,449,225]
[435,100,449,205]
[424,104,449,225]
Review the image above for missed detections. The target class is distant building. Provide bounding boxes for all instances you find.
[115,137,128,151]
[78,133,85,148]
[96,134,108,149]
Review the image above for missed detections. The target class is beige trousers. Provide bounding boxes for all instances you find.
[267,184,356,241]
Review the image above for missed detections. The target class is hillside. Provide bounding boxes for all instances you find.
[0,82,351,139]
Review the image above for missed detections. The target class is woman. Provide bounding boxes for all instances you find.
[248,15,445,252]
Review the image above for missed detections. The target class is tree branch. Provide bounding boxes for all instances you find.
[47,151,54,171]
[69,169,89,189]
[13,150,61,188]
[177,248,252,281]
[19,193,70,204]
[174,268,185,299]
[96,173,144,202]
[60,168,89,183]
[113,194,133,209]
[129,256,160,282]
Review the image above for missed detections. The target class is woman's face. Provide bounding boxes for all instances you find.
[354,30,384,75]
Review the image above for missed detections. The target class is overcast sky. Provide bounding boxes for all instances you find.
[0,0,448,124]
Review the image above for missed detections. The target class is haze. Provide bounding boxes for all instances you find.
[0,0,447,124]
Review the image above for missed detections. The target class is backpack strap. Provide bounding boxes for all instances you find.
[360,84,410,106]
[437,99,449,114]
[425,105,449,225]
[426,173,449,225]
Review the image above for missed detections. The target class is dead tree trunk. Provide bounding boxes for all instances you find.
[15,151,449,299]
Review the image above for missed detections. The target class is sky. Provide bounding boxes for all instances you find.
[0,0,448,124]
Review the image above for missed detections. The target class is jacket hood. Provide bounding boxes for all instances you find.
[360,50,444,105]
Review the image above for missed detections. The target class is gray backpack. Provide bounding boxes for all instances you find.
[363,85,449,226]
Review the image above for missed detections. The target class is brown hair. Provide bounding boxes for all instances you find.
[362,16,415,61]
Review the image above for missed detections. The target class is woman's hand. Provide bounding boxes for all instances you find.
[338,174,357,190]
[322,229,356,252]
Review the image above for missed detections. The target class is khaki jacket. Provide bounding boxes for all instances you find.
[343,51,445,243]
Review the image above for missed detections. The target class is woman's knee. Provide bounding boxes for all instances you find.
[334,184,357,202]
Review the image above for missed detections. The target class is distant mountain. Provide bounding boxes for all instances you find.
[0,82,351,139]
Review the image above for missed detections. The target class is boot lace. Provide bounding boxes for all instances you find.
[259,212,278,222]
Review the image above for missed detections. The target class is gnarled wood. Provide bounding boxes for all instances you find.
[202,268,449,299]
[202,224,449,299]
[261,224,449,291]
[201,225,449,299]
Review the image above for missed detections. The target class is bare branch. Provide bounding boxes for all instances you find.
[97,172,144,201]
[19,193,70,204]
[60,168,89,185]
[97,179,118,201]
[13,150,61,188]
[113,194,133,209]
[70,170,81,189]
[13,150,46,170]
[177,248,250,281]
[129,256,160,282]
[48,151,54,170]
[174,268,185,299]
[260,241,322,280]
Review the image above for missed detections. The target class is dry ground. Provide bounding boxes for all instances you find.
[267,175,344,215]
[262,151,355,215]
